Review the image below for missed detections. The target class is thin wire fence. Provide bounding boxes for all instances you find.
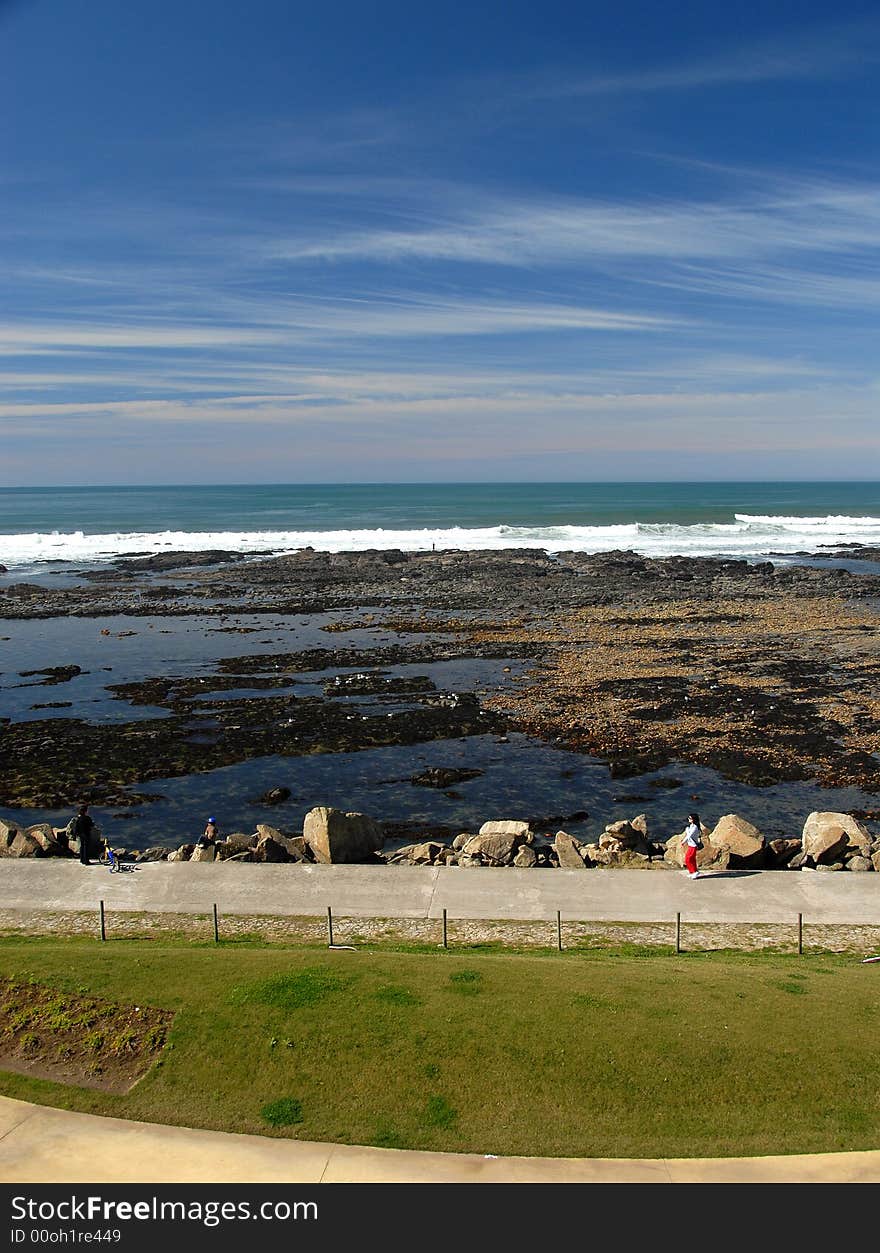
[66,901,880,959]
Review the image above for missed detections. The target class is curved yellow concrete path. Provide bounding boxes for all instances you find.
[0,1096,878,1183]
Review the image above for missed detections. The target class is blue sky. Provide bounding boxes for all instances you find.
[1,0,878,484]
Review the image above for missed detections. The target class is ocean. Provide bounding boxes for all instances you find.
[3,480,880,847]
[2,481,880,572]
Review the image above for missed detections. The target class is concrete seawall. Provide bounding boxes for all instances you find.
[1,861,878,924]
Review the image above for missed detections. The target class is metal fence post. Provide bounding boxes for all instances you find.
[442,908,448,949]
[556,910,563,952]
[213,902,219,944]
[675,911,681,954]
[99,900,106,942]
[798,912,803,956]
[327,906,334,947]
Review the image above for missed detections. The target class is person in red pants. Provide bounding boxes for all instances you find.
[683,812,703,879]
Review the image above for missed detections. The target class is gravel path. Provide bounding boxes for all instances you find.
[2,908,878,955]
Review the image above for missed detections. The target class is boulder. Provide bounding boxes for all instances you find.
[452,833,472,850]
[553,830,587,869]
[611,848,654,869]
[136,846,169,862]
[768,838,802,868]
[603,820,641,848]
[664,828,729,871]
[168,843,195,862]
[412,841,444,864]
[0,820,45,858]
[478,820,531,841]
[390,841,444,865]
[462,829,528,865]
[873,851,880,874]
[708,814,765,866]
[190,843,216,863]
[255,823,286,843]
[249,832,309,861]
[847,856,873,872]
[253,834,290,863]
[216,832,258,860]
[26,823,65,856]
[513,845,537,868]
[802,813,871,863]
[303,806,384,864]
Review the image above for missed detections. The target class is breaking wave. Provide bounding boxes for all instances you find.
[3,513,880,570]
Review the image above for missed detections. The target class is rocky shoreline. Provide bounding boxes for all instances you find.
[3,546,880,826]
[3,805,878,875]
[5,545,880,620]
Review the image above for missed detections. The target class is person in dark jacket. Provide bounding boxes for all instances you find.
[69,804,96,865]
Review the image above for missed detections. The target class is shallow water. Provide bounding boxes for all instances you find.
[0,610,395,723]
[3,731,878,853]
[3,609,880,853]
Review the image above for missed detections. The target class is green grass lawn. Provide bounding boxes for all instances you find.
[0,936,878,1159]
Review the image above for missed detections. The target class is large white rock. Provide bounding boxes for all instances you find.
[190,843,217,862]
[478,820,531,840]
[303,806,384,864]
[462,830,526,864]
[553,830,587,869]
[802,812,871,863]
[708,814,765,864]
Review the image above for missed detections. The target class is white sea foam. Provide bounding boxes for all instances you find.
[2,514,880,570]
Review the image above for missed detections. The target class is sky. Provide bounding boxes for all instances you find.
[0,0,878,485]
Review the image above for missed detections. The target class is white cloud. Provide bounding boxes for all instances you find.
[527,20,880,99]
[0,324,283,352]
[268,181,880,269]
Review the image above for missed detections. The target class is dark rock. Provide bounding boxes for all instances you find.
[257,786,291,806]
[19,665,82,685]
[113,550,252,572]
[410,767,483,788]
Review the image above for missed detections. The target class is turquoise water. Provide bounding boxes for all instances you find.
[2,481,880,569]
[3,481,880,534]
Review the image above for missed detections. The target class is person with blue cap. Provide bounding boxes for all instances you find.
[199,816,219,848]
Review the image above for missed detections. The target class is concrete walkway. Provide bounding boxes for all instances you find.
[0,861,878,925]
[0,1096,877,1183]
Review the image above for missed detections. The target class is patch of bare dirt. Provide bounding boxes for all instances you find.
[0,975,172,1093]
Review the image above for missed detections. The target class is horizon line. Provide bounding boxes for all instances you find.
[4,478,880,492]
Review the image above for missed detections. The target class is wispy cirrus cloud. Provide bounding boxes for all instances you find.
[268,179,880,267]
[523,19,880,99]
[0,295,677,361]
[1,384,875,460]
